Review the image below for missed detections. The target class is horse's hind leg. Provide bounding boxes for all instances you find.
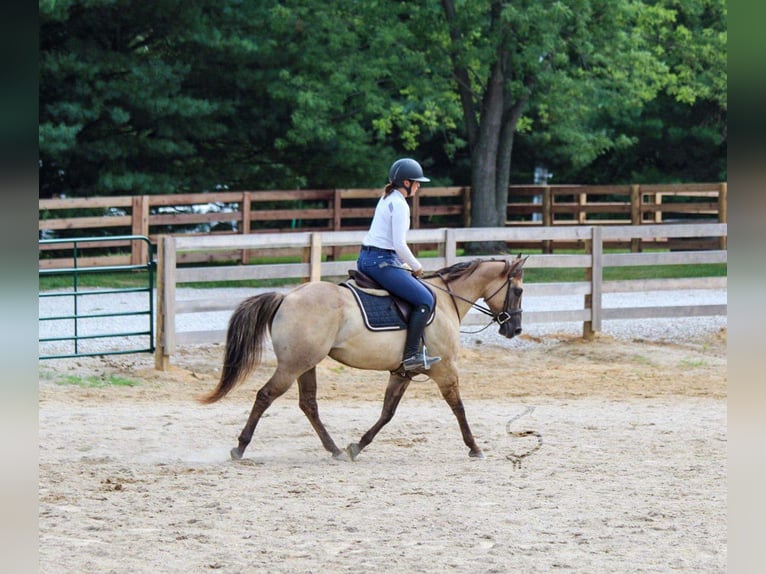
[345,372,411,461]
[231,369,294,460]
[297,368,344,459]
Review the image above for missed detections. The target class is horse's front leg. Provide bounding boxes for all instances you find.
[297,368,344,459]
[435,373,484,459]
[345,372,411,461]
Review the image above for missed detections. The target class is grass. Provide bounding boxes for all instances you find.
[678,358,709,369]
[39,248,727,291]
[40,270,154,291]
[54,373,140,388]
[524,263,727,283]
[631,354,654,366]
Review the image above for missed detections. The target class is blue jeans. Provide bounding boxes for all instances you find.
[357,248,435,310]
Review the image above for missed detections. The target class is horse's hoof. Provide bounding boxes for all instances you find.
[230,447,243,460]
[345,443,361,461]
[332,450,350,462]
[469,449,485,459]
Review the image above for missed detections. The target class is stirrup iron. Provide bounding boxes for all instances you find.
[402,345,441,371]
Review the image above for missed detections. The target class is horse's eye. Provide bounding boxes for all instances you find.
[513,287,523,297]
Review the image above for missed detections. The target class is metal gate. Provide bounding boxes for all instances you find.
[39,235,155,359]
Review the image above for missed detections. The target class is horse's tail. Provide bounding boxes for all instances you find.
[199,292,285,404]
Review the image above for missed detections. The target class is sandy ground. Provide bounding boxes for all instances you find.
[39,329,727,573]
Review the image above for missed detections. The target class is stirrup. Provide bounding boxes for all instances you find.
[402,348,441,371]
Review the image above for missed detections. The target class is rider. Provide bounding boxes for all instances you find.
[357,158,441,371]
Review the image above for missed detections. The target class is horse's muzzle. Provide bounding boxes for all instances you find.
[498,319,522,339]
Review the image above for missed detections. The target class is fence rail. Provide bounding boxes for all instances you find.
[154,223,727,370]
[39,182,727,268]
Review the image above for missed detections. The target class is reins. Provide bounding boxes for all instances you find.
[422,260,522,334]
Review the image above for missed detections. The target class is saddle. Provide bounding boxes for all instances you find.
[341,269,435,332]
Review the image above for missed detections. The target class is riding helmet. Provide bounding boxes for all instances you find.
[388,158,430,187]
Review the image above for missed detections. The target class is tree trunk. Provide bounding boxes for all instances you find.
[495,95,528,226]
[494,120,513,228]
[465,53,511,253]
[441,0,523,253]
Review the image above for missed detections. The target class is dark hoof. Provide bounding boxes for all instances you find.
[345,443,361,461]
[469,449,485,459]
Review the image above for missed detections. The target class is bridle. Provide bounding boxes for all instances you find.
[425,261,523,333]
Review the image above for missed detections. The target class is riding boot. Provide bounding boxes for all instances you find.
[401,305,441,371]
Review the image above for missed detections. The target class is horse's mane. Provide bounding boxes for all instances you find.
[423,259,484,282]
[423,257,521,283]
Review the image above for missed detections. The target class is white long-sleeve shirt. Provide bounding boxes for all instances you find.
[361,189,422,271]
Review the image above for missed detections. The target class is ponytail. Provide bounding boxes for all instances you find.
[383,182,396,197]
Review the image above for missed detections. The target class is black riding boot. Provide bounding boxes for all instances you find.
[401,305,441,371]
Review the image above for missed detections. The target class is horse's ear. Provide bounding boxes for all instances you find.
[511,253,528,265]
[508,254,528,276]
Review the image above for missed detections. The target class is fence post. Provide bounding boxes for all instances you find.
[718,183,727,250]
[411,191,421,256]
[578,192,587,224]
[331,189,342,260]
[462,186,471,227]
[542,186,552,254]
[309,232,322,282]
[654,192,663,223]
[131,195,149,265]
[154,235,176,371]
[240,191,252,264]
[411,192,421,229]
[583,226,603,339]
[444,228,457,266]
[630,185,641,252]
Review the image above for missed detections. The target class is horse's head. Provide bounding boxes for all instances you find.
[485,254,528,339]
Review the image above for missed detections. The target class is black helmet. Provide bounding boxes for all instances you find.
[388,158,430,187]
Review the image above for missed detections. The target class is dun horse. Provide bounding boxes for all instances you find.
[201,255,527,460]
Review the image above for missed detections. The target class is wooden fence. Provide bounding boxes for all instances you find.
[154,223,727,370]
[39,182,727,268]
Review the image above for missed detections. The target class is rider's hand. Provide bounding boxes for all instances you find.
[412,268,424,278]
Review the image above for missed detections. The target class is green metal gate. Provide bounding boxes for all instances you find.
[39,235,155,359]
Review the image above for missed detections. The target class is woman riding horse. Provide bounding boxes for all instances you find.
[357,158,440,372]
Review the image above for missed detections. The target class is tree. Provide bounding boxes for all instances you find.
[38,0,444,196]
[437,1,677,233]
[39,0,297,197]
[520,0,727,184]
[39,0,725,208]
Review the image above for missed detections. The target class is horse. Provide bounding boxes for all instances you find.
[200,254,528,461]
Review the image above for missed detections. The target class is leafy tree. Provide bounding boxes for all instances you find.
[523,0,727,184]
[431,1,673,232]
[255,1,467,189]
[39,0,295,197]
[39,0,725,218]
[39,0,436,196]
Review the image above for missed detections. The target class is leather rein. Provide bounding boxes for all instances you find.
[424,261,522,332]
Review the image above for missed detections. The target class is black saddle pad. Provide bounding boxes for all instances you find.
[341,280,408,331]
[341,278,435,332]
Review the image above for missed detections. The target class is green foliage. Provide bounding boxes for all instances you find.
[40,0,288,196]
[39,0,726,202]
[519,0,727,184]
